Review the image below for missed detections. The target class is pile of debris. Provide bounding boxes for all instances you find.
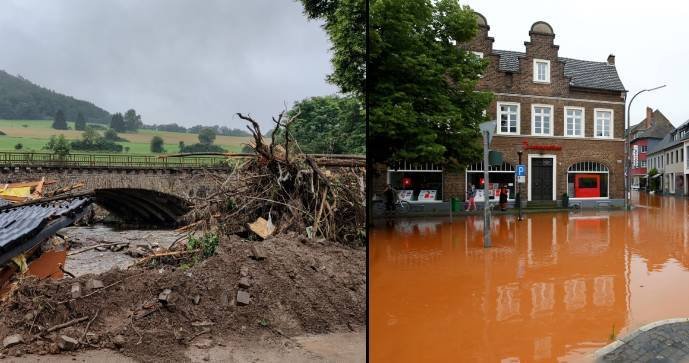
[183,112,365,246]
[0,234,365,361]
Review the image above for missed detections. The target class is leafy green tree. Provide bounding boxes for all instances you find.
[75,112,86,131]
[14,143,22,150]
[44,135,71,157]
[104,128,124,142]
[273,95,364,154]
[150,136,165,153]
[110,112,126,132]
[124,109,143,132]
[178,141,185,152]
[82,126,101,145]
[299,0,365,96]
[52,110,68,130]
[368,0,491,169]
[198,128,216,145]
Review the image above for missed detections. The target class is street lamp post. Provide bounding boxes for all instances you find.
[517,150,523,221]
[625,85,666,210]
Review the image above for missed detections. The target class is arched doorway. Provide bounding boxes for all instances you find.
[567,162,609,199]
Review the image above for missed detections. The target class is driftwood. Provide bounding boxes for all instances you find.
[45,316,89,333]
[182,110,364,246]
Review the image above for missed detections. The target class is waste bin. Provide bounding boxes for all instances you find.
[451,197,461,212]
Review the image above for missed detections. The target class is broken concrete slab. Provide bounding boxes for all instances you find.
[238,277,251,289]
[3,334,24,348]
[57,335,78,351]
[158,289,172,303]
[236,290,250,306]
[85,279,104,290]
[250,245,267,261]
[71,283,82,298]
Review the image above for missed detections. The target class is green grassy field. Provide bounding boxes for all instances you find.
[0,119,249,155]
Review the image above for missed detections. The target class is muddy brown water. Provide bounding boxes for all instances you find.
[370,193,689,362]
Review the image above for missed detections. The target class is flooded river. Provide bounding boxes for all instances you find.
[370,193,689,362]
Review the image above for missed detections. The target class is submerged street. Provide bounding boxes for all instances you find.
[370,193,689,362]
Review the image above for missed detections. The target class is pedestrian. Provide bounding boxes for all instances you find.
[499,184,508,211]
[466,183,477,211]
[383,184,397,212]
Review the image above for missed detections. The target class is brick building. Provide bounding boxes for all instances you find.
[629,108,674,190]
[374,13,627,208]
[648,121,689,196]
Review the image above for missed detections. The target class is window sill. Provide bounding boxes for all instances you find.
[533,80,551,84]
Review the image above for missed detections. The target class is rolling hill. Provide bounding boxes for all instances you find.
[0,70,110,122]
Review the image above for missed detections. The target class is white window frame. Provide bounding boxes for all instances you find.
[563,106,585,138]
[472,51,484,58]
[533,59,551,83]
[531,104,554,136]
[593,108,614,139]
[497,102,520,135]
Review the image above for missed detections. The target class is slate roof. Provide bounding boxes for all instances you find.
[630,110,675,141]
[491,50,626,92]
[648,133,684,155]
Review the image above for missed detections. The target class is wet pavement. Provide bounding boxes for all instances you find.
[370,193,689,362]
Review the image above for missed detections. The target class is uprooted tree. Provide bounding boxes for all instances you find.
[182,111,365,246]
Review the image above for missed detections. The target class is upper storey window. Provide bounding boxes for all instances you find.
[497,102,520,135]
[533,59,550,83]
[594,109,614,139]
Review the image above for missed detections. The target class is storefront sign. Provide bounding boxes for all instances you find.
[418,190,437,201]
[632,145,639,167]
[522,140,561,151]
[398,190,414,201]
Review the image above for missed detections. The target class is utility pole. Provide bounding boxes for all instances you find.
[483,130,491,247]
[479,121,496,248]
[517,150,523,221]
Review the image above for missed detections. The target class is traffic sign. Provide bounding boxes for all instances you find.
[516,164,526,177]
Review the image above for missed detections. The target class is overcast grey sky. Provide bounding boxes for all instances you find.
[463,0,688,127]
[0,0,336,129]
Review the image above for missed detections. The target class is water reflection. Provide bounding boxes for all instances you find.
[370,193,689,362]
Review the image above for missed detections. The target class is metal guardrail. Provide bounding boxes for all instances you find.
[0,152,231,169]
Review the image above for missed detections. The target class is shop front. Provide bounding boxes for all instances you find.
[566,162,609,199]
[465,161,516,202]
[386,162,443,203]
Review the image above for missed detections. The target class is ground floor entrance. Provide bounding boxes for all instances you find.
[529,156,555,201]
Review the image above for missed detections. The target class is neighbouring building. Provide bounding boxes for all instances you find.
[373,13,627,209]
[647,121,689,196]
[629,108,675,190]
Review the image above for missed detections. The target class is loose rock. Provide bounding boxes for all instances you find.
[192,294,201,305]
[238,277,251,289]
[159,288,172,303]
[250,245,267,260]
[57,335,78,351]
[240,266,249,277]
[236,290,250,306]
[71,283,82,298]
[113,334,126,347]
[3,334,24,348]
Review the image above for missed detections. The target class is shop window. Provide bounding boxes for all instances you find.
[466,162,516,201]
[567,162,609,198]
[387,170,443,201]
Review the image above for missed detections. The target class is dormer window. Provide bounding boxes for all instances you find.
[533,59,550,83]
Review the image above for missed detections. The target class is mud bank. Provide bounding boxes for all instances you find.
[0,233,365,362]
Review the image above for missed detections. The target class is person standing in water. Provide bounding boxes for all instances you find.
[499,184,508,211]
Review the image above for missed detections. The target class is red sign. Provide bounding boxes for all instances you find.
[522,140,561,151]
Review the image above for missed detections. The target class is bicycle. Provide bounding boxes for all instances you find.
[373,199,411,214]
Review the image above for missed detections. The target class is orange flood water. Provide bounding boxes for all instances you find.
[370,193,689,362]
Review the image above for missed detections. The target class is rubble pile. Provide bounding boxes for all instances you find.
[0,234,365,362]
[183,112,366,246]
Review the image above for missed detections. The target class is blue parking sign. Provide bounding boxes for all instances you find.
[516,164,526,177]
